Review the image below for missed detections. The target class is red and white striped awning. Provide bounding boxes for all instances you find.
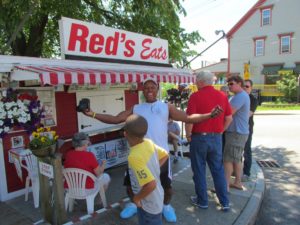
[13,65,195,86]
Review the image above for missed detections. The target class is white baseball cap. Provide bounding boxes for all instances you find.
[143,77,158,85]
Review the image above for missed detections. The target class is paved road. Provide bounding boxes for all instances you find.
[252,111,300,225]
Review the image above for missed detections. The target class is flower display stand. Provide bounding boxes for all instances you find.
[37,153,67,225]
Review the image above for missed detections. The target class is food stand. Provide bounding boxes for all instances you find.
[0,17,194,202]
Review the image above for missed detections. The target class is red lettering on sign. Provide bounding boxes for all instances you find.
[140,38,167,60]
[68,23,89,52]
[89,34,104,54]
[105,32,120,55]
[124,40,135,57]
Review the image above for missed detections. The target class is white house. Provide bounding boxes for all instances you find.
[196,0,300,86]
[227,0,300,84]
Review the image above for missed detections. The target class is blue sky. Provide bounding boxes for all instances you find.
[180,0,258,69]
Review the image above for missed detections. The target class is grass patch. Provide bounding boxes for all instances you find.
[257,105,300,111]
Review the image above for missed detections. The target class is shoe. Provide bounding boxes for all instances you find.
[241,175,251,182]
[221,205,230,212]
[173,156,178,164]
[163,205,177,222]
[120,202,137,219]
[190,196,208,209]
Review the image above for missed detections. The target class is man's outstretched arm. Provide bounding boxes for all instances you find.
[83,107,133,124]
[169,104,223,123]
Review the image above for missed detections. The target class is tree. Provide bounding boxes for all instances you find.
[276,73,298,103]
[0,0,203,66]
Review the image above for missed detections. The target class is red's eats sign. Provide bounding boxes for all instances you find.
[59,17,169,64]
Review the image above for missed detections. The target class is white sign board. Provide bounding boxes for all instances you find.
[59,17,169,64]
[88,138,129,169]
[39,162,54,179]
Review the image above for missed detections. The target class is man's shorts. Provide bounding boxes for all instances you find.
[224,132,248,163]
[123,158,172,190]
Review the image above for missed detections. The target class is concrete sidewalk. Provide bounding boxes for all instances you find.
[1,147,265,225]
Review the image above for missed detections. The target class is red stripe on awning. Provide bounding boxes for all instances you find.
[128,73,133,83]
[64,72,72,85]
[78,73,85,85]
[100,73,106,84]
[90,73,96,85]
[120,73,125,83]
[50,72,58,85]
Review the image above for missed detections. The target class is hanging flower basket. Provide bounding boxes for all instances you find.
[29,127,59,158]
[0,88,44,138]
[31,143,57,158]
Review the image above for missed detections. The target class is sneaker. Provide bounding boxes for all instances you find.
[241,175,251,182]
[221,205,230,212]
[190,196,208,209]
[163,205,177,222]
[120,202,137,219]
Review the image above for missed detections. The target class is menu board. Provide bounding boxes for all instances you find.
[88,138,129,169]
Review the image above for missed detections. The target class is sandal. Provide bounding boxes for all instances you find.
[230,183,244,190]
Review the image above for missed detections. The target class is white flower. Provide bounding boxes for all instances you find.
[4,126,10,132]
[7,111,13,119]
[0,120,3,126]
[0,128,3,133]
[32,107,39,113]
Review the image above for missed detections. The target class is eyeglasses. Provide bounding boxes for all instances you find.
[244,85,251,88]
[227,82,235,86]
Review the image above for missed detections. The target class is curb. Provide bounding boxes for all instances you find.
[233,161,265,225]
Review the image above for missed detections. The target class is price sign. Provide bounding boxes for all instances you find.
[39,162,54,178]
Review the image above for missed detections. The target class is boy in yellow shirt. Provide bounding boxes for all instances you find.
[123,114,169,225]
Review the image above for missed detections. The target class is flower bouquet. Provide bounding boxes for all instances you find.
[0,88,44,137]
[29,127,59,157]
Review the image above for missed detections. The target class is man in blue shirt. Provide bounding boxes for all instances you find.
[224,75,250,191]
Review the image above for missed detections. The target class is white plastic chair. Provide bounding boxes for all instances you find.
[63,168,108,214]
[20,153,40,208]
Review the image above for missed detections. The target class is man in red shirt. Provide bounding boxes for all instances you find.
[186,71,232,211]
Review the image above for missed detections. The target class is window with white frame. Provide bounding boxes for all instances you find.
[261,8,271,26]
[255,39,264,56]
[280,36,291,54]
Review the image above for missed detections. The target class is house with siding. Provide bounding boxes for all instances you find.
[196,0,300,87]
[227,0,300,85]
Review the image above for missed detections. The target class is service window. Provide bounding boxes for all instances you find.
[76,90,125,133]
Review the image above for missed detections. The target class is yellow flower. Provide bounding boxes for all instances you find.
[40,137,46,142]
[32,132,40,138]
[54,135,59,140]
[46,127,51,132]
[51,131,56,136]
[37,127,44,133]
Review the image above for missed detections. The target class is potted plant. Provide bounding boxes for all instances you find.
[29,127,59,157]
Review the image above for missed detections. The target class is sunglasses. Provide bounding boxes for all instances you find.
[227,82,235,86]
[244,85,251,88]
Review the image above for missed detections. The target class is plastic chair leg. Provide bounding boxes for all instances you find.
[86,195,95,214]
[179,145,184,158]
[64,194,69,211]
[24,176,30,201]
[99,185,107,208]
[32,179,40,208]
[69,198,74,212]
